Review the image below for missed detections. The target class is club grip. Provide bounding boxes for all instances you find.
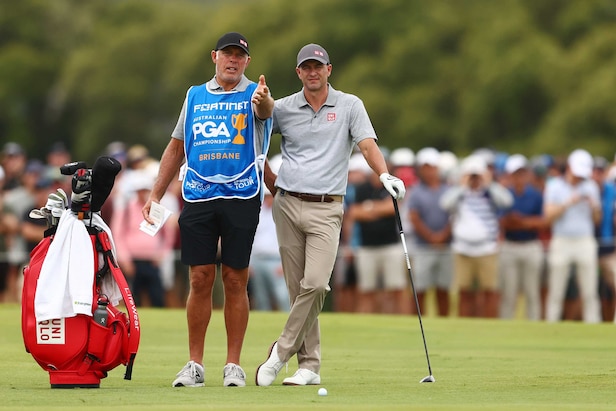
[392,196,403,232]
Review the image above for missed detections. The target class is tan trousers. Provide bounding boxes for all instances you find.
[272,193,343,373]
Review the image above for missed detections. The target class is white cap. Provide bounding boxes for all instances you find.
[438,150,458,174]
[390,147,415,167]
[567,149,593,179]
[461,155,487,175]
[416,147,440,167]
[472,148,495,166]
[505,154,528,174]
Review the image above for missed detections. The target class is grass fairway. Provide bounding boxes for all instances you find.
[1,304,615,410]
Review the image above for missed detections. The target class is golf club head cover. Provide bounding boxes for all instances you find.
[70,168,93,213]
[60,161,88,176]
[91,156,122,212]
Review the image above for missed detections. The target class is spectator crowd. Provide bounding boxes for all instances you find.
[2,140,615,323]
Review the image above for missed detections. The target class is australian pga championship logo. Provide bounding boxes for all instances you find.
[192,102,249,146]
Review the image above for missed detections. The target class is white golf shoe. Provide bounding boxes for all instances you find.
[223,363,246,387]
[282,369,321,386]
[172,360,205,387]
[256,341,286,386]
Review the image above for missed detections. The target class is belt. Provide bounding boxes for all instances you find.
[280,190,343,203]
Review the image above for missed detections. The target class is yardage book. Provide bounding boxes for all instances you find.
[139,201,172,236]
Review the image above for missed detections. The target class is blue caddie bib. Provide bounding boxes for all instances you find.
[182,82,271,201]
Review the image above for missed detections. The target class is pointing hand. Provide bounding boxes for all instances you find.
[252,74,270,105]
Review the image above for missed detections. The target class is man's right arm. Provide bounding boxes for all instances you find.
[142,138,185,223]
[263,159,277,195]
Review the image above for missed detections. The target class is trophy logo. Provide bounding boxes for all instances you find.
[231,113,247,144]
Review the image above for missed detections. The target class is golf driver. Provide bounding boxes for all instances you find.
[392,196,435,383]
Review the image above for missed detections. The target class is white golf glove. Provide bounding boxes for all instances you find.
[379,173,406,200]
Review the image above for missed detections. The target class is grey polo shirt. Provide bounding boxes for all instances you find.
[273,85,376,195]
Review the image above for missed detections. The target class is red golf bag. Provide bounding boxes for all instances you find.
[21,224,140,388]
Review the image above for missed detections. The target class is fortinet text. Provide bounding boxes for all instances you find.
[193,101,250,112]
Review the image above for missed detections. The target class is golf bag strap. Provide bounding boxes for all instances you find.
[96,229,140,380]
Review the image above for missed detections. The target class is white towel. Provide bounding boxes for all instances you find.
[34,211,122,322]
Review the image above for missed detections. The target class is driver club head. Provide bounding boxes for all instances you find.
[420,375,435,383]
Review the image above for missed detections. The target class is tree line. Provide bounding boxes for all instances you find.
[1,0,615,163]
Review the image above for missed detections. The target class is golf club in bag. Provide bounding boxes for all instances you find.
[21,157,141,388]
[392,196,435,383]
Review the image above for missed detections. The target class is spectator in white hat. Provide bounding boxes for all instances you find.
[499,154,547,320]
[389,147,417,189]
[544,149,602,323]
[348,149,410,315]
[407,147,452,316]
[440,154,513,318]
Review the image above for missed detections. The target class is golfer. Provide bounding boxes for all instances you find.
[256,43,405,386]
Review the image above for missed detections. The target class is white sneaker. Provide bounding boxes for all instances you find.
[256,341,286,386]
[223,363,246,387]
[283,369,321,386]
[172,361,205,387]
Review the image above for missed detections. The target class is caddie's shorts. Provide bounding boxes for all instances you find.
[179,196,260,269]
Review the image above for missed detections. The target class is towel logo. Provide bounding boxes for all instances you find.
[37,318,65,344]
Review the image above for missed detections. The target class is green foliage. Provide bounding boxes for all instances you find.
[1,0,615,162]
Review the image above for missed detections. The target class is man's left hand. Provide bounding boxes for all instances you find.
[379,173,406,200]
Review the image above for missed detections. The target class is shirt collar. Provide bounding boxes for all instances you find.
[298,83,337,108]
[207,75,250,92]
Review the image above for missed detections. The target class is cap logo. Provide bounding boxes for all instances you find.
[240,39,248,48]
[314,50,324,56]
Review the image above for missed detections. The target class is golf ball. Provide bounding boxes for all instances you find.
[318,387,328,396]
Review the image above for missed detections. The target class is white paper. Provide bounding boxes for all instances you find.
[139,202,173,236]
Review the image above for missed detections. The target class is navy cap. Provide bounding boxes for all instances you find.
[216,32,249,55]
